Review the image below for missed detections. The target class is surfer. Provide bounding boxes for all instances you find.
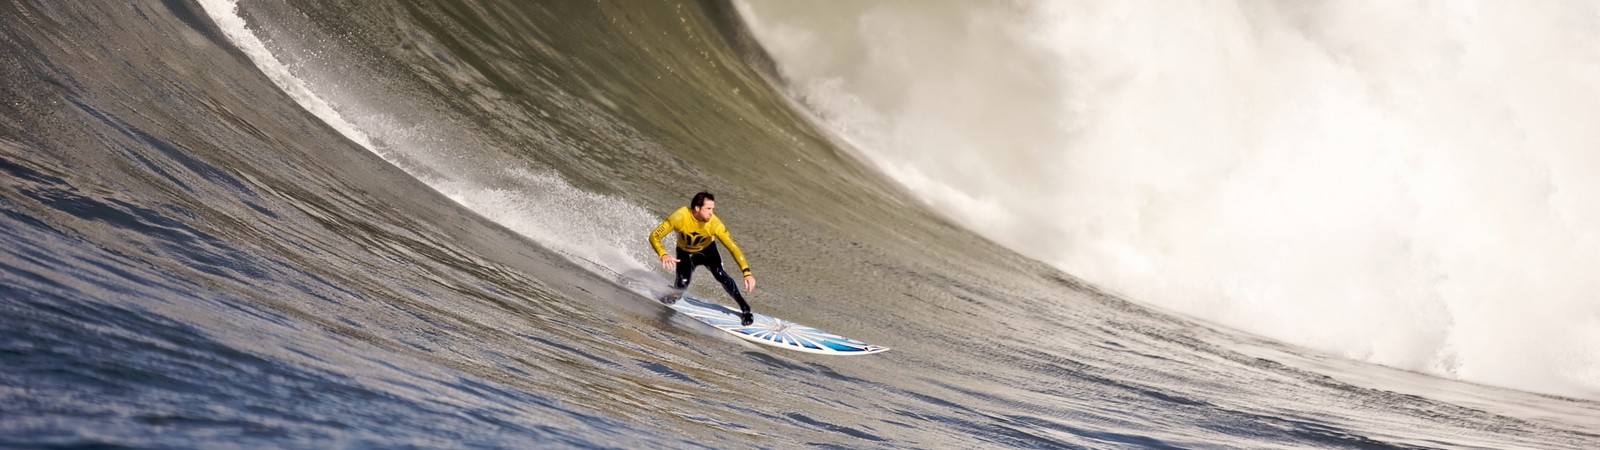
[649,192,758,326]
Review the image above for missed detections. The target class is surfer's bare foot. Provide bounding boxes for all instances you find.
[739,312,754,326]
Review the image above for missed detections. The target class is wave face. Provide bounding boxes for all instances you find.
[734,0,1600,400]
[2,0,1598,448]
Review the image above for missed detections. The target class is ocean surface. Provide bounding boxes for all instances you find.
[3,1,1598,448]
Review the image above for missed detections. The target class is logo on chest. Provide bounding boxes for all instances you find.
[684,232,712,248]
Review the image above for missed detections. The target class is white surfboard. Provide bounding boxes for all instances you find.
[662,294,889,356]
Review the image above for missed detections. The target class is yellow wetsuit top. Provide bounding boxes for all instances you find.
[649,206,751,276]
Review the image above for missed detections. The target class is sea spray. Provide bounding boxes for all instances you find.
[736,0,1600,399]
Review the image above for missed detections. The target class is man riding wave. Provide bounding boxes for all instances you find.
[649,192,757,326]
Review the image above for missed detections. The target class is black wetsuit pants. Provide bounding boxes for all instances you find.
[674,243,750,314]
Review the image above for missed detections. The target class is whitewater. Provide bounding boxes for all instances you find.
[3,0,1599,448]
[735,0,1600,400]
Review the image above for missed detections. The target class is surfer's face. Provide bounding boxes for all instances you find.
[692,200,715,222]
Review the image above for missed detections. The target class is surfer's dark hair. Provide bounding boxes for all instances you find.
[691,192,715,208]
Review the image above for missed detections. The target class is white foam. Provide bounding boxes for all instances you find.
[737,0,1600,399]
[197,0,381,155]
[199,0,662,285]
[432,169,660,280]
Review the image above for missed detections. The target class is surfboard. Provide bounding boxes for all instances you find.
[661,294,889,356]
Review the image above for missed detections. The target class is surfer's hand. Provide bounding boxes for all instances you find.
[744,274,755,292]
[660,254,678,269]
